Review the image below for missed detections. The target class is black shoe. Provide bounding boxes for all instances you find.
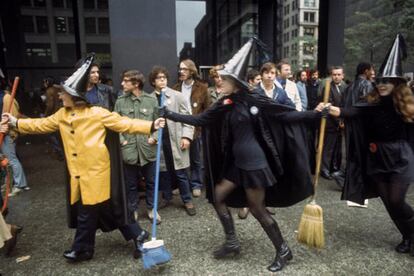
[63,250,94,262]
[395,239,411,254]
[267,242,293,272]
[331,171,345,188]
[320,170,332,180]
[133,230,150,259]
[184,202,196,216]
[4,225,23,257]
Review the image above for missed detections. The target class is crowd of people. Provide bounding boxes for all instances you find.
[0,34,414,272]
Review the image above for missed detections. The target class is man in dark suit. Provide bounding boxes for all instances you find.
[320,66,347,183]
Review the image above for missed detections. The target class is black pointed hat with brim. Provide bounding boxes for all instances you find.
[218,37,271,89]
[61,53,95,99]
[377,33,407,82]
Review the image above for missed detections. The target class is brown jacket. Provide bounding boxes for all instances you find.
[173,79,210,138]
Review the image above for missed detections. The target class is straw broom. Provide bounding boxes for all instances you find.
[297,79,331,249]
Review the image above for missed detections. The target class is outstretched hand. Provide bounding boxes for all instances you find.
[153,118,166,130]
[2,113,17,127]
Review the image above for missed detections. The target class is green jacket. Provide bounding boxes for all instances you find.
[114,91,158,166]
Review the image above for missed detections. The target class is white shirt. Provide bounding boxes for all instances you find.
[260,82,275,99]
[181,80,194,114]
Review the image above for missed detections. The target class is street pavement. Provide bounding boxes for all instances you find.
[1,139,414,275]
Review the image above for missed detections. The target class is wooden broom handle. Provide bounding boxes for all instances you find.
[0,77,20,147]
[312,79,331,200]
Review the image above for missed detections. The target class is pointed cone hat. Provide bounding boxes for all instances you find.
[378,34,407,81]
[61,53,95,99]
[218,38,255,89]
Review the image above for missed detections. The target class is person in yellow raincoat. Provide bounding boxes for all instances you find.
[2,54,165,262]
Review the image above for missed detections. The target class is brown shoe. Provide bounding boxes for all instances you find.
[238,208,249,219]
[184,202,196,216]
[4,224,23,256]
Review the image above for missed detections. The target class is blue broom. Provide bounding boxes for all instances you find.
[142,89,171,269]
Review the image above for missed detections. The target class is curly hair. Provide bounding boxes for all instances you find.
[367,82,414,122]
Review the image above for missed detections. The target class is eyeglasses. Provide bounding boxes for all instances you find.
[122,78,132,83]
[156,76,167,80]
[178,68,189,72]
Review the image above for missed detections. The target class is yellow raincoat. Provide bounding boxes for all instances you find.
[17,106,152,205]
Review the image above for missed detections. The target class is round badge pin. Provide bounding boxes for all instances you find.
[193,102,198,108]
[250,106,259,115]
[143,108,147,113]
[167,99,172,105]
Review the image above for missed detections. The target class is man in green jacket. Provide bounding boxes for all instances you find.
[114,70,160,224]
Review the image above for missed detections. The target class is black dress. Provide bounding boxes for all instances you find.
[341,95,414,184]
[224,101,276,188]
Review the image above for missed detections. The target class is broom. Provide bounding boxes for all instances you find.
[142,88,171,269]
[297,79,331,249]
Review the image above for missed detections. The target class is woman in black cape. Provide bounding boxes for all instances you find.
[164,73,319,272]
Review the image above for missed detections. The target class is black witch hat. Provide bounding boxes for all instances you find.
[377,33,407,82]
[61,53,95,99]
[218,37,271,89]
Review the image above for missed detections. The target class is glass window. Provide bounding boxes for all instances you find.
[25,43,52,65]
[304,27,315,36]
[97,0,108,9]
[57,44,76,64]
[304,12,315,23]
[22,16,35,33]
[55,16,67,33]
[84,17,96,34]
[98,18,109,34]
[36,16,49,33]
[52,0,64,8]
[22,0,32,6]
[304,0,316,7]
[68,17,74,33]
[33,0,46,7]
[83,0,96,9]
[303,43,314,55]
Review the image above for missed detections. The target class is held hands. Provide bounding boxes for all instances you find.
[148,137,157,145]
[314,103,341,117]
[2,113,17,127]
[153,118,166,130]
[180,138,191,150]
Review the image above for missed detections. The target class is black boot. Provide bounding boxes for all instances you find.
[133,230,149,259]
[393,219,411,253]
[406,217,414,256]
[262,223,293,272]
[213,213,240,259]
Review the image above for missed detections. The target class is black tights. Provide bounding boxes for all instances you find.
[373,176,414,222]
[214,179,275,227]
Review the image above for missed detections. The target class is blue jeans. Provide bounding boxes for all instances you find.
[1,135,28,189]
[123,162,155,210]
[189,137,203,190]
[160,169,192,203]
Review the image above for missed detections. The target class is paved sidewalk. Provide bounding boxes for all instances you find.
[1,142,414,275]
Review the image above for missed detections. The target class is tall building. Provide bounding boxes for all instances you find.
[281,0,319,71]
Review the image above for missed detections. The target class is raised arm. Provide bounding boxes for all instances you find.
[14,109,61,135]
[165,101,230,126]
[100,107,154,135]
[272,110,320,123]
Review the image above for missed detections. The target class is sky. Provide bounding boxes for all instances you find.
[175,1,206,55]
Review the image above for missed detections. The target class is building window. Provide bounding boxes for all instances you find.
[84,17,96,34]
[36,16,49,33]
[304,27,315,37]
[291,15,295,26]
[304,12,315,23]
[68,17,74,33]
[22,0,32,6]
[303,43,314,55]
[22,16,35,33]
[25,43,52,58]
[98,18,109,34]
[83,0,95,9]
[304,0,316,7]
[97,0,108,9]
[55,16,67,33]
[33,0,46,7]
[53,0,65,8]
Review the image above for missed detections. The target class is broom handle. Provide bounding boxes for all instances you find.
[0,77,19,147]
[151,90,165,240]
[311,79,331,201]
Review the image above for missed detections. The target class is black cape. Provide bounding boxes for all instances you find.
[167,91,315,208]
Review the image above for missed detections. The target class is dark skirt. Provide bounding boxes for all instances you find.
[223,164,276,189]
[367,140,414,183]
